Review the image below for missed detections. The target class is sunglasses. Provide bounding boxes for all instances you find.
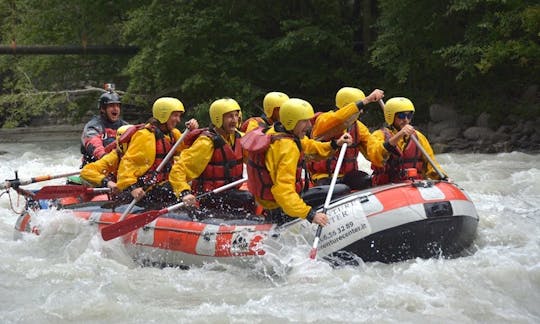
[396,111,414,120]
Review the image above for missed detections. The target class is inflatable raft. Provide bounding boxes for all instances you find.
[14,179,479,267]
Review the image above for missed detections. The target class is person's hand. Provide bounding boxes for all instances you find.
[337,132,352,146]
[313,212,329,226]
[399,124,416,137]
[182,193,197,207]
[131,187,145,200]
[186,119,199,130]
[363,89,385,104]
[106,181,119,194]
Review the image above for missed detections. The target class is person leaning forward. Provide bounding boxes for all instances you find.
[169,98,256,214]
[80,124,132,193]
[243,98,352,226]
[115,97,198,209]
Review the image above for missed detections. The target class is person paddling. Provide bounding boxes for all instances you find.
[80,124,132,193]
[308,87,384,189]
[169,98,255,214]
[368,97,447,185]
[242,98,351,225]
[115,97,198,209]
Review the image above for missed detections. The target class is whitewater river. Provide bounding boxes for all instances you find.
[0,141,539,324]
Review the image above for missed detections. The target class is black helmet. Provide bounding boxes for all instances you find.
[98,92,121,110]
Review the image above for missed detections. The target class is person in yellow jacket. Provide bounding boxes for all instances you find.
[308,87,384,189]
[80,124,132,192]
[367,97,447,185]
[243,98,352,226]
[116,97,198,208]
[169,98,254,214]
[240,91,289,133]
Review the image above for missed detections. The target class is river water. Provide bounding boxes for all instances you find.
[1,141,539,324]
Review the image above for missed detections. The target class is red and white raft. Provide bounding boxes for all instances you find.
[14,179,479,267]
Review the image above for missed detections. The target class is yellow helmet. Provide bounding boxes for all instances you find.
[263,92,289,117]
[279,98,314,131]
[335,87,365,109]
[152,97,185,123]
[384,97,415,124]
[209,98,241,128]
[116,124,132,153]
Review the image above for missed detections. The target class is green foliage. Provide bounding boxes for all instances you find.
[0,0,536,128]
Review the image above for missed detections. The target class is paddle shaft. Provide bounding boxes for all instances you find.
[101,177,248,241]
[309,142,348,259]
[1,171,80,190]
[117,127,191,221]
[377,99,446,180]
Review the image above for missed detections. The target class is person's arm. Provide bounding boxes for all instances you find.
[80,151,119,187]
[267,139,313,219]
[367,129,390,168]
[355,120,372,158]
[81,118,107,160]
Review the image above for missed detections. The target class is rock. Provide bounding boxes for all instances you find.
[428,120,462,137]
[429,104,458,122]
[463,126,494,141]
[476,112,491,128]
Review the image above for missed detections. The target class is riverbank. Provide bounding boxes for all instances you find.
[0,124,83,143]
[0,110,539,153]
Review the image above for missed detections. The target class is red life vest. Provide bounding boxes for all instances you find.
[307,122,360,178]
[243,127,303,202]
[371,128,424,185]
[239,116,270,133]
[188,128,244,193]
[139,126,177,185]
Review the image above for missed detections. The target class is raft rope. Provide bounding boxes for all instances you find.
[1,189,29,214]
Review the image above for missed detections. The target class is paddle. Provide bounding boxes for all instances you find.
[116,127,191,223]
[309,142,348,260]
[101,177,248,241]
[377,99,447,180]
[35,185,111,200]
[1,171,80,190]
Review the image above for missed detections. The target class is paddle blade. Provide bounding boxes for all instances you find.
[309,247,318,260]
[101,209,163,241]
[35,185,90,199]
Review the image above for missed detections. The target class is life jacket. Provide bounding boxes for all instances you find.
[239,115,270,133]
[186,128,244,193]
[242,125,303,202]
[371,128,424,185]
[307,122,360,178]
[80,116,126,165]
[139,125,177,185]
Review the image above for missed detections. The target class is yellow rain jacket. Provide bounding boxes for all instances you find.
[368,127,445,180]
[80,150,120,187]
[116,126,183,191]
[257,127,336,219]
